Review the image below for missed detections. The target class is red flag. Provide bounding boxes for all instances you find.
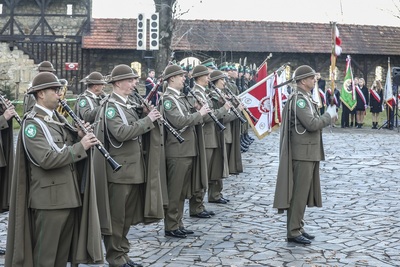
[255,61,267,83]
[239,65,286,139]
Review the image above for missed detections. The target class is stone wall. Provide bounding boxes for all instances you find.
[0,43,37,100]
[0,0,89,38]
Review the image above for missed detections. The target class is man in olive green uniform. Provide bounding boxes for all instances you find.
[74,71,107,123]
[273,65,338,245]
[161,65,210,238]
[188,65,231,218]
[0,96,17,255]
[23,60,56,115]
[224,64,244,176]
[94,64,162,267]
[6,72,102,266]
[208,70,243,204]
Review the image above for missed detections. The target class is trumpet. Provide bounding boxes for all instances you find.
[185,84,226,132]
[134,91,185,144]
[59,100,122,172]
[0,94,22,125]
[209,83,247,124]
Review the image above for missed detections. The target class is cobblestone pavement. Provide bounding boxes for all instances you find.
[1,126,400,266]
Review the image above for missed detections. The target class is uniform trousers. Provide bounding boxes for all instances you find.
[164,157,194,231]
[189,148,214,214]
[209,143,230,201]
[104,183,143,267]
[32,208,76,267]
[287,160,317,238]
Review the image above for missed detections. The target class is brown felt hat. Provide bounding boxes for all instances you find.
[38,61,56,72]
[83,71,107,85]
[209,70,226,82]
[192,65,210,78]
[28,72,61,94]
[108,64,139,83]
[163,65,186,80]
[293,65,316,81]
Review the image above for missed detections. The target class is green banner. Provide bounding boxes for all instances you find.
[340,65,356,111]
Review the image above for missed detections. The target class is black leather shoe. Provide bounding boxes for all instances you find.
[179,227,194,234]
[205,210,215,216]
[0,248,5,255]
[287,235,311,244]
[127,260,143,267]
[165,229,187,238]
[209,198,228,204]
[120,264,131,267]
[302,232,315,240]
[221,197,230,202]
[190,211,211,218]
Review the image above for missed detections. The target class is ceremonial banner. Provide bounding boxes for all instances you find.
[312,80,323,108]
[239,65,287,139]
[340,56,357,110]
[330,22,342,95]
[384,58,395,109]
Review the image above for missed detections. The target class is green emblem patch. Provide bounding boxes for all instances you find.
[24,124,37,138]
[164,100,172,110]
[296,99,306,109]
[79,99,87,108]
[106,107,116,119]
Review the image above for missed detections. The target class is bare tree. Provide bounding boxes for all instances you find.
[153,0,176,76]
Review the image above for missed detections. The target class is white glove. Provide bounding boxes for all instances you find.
[326,105,338,119]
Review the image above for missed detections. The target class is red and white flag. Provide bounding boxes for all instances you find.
[239,65,286,139]
[385,58,395,109]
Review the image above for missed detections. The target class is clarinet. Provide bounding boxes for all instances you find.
[58,100,122,172]
[0,95,22,125]
[209,83,247,124]
[134,92,185,144]
[224,86,259,124]
[185,84,226,132]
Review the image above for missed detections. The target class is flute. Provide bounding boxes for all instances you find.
[185,84,226,132]
[224,86,259,124]
[134,91,185,144]
[209,83,247,124]
[59,100,122,172]
[0,95,22,125]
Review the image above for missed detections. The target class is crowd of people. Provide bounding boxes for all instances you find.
[0,58,396,266]
[316,74,396,130]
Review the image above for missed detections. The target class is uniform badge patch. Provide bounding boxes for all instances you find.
[106,107,116,119]
[296,99,306,109]
[164,100,172,110]
[24,124,37,138]
[79,99,87,108]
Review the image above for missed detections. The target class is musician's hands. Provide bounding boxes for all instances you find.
[223,101,232,111]
[147,108,162,122]
[237,103,245,111]
[3,105,17,121]
[198,105,211,116]
[142,99,153,114]
[80,132,99,150]
[76,121,91,138]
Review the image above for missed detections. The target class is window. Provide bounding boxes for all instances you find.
[67,4,73,16]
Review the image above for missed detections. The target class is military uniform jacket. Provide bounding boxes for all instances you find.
[23,106,87,209]
[161,87,203,158]
[6,106,104,266]
[192,84,229,149]
[273,87,331,211]
[103,93,155,184]
[0,111,13,212]
[74,90,102,123]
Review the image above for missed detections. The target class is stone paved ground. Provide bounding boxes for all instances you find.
[1,126,400,266]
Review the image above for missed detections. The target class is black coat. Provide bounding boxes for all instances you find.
[369,89,383,113]
[355,86,369,111]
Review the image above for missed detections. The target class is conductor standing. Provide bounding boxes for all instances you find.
[273,65,337,245]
